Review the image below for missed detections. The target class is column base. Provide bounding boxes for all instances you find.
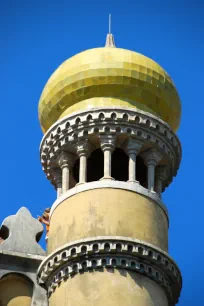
[127,179,140,184]
[76,182,86,186]
[100,176,115,181]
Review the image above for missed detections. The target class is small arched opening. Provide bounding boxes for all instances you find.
[72,148,147,186]
[73,158,79,184]
[73,148,104,183]
[0,273,33,306]
[87,148,104,182]
[136,156,147,188]
[111,148,128,181]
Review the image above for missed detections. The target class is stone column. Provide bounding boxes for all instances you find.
[76,140,89,184]
[155,166,167,197]
[58,152,73,194]
[53,170,62,198]
[126,138,143,183]
[142,148,162,192]
[100,135,116,180]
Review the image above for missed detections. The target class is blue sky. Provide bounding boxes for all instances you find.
[1,0,204,304]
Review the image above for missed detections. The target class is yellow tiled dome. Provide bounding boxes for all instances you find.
[38,46,181,133]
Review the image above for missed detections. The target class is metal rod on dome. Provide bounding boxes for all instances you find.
[109,14,111,34]
[105,14,116,48]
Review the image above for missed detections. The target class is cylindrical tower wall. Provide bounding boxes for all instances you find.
[49,270,168,306]
[48,188,168,253]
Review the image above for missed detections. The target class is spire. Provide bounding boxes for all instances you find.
[105,14,116,48]
[109,13,111,34]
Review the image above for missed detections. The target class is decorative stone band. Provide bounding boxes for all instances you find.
[49,180,168,221]
[40,107,181,190]
[37,236,182,305]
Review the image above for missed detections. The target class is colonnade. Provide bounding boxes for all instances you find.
[53,136,167,198]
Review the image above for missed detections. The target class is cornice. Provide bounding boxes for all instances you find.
[40,107,181,191]
[37,236,182,305]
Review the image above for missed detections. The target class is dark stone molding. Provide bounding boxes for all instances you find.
[40,107,181,191]
[37,236,182,305]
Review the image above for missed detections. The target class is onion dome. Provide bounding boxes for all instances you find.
[38,34,181,133]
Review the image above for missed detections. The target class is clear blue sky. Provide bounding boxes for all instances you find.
[1,0,204,304]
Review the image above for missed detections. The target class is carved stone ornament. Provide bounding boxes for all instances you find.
[0,207,45,256]
[40,107,181,191]
[37,236,182,305]
[0,208,48,305]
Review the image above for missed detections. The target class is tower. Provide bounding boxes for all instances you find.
[37,31,182,306]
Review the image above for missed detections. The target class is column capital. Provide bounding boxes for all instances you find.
[57,151,74,169]
[100,135,116,152]
[126,138,143,155]
[141,148,162,167]
[76,139,89,157]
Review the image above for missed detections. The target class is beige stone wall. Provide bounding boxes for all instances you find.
[0,274,32,306]
[48,189,168,253]
[49,269,168,306]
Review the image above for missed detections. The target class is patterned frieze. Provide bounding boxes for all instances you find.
[40,107,181,190]
[37,236,182,305]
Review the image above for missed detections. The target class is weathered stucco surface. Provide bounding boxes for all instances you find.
[48,188,168,253]
[49,269,168,306]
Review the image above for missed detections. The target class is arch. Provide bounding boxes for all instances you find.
[136,156,147,188]
[112,148,128,181]
[73,148,104,183]
[87,149,104,182]
[72,148,147,186]
[0,273,33,306]
[73,158,79,183]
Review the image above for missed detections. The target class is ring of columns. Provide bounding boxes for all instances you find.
[40,107,181,197]
[37,236,182,305]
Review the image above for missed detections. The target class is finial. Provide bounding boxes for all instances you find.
[105,14,116,48]
[109,14,111,34]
